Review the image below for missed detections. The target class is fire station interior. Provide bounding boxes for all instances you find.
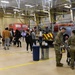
[0,0,75,75]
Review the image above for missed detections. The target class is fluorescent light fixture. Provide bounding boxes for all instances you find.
[64,5,71,8]
[64,4,68,6]
[64,6,70,8]
[13,9,20,12]
[25,4,34,8]
[49,0,52,1]
[21,13,25,15]
[1,0,9,3]
[64,4,71,8]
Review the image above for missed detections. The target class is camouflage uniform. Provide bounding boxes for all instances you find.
[68,35,75,69]
[54,31,64,66]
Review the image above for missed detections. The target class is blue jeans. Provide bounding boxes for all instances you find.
[4,38,10,48]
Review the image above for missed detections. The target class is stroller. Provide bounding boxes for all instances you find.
[59,45,71,65]
[66,46,71,65]
[66,46,75,65]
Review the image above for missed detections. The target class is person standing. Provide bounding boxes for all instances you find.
[31,30,36,45]
[14,30,22,47]
[68,30,75,70]
[25,30,33,52]
[53,28,66,67]
[2,27,11,50]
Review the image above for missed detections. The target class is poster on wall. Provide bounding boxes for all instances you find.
[9,23,28,31]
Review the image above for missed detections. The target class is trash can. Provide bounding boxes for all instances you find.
[41,45,49,60]
[33,46,40,61]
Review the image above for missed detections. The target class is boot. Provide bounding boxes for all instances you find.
[59,63,63,65]
[70,66,74,70]
[56,63,63,67]
[17,46,19,47]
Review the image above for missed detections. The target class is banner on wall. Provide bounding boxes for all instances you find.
[9,23,28,31]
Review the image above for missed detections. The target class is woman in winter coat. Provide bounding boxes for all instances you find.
[25,30,33,52]
[14,30,22,47]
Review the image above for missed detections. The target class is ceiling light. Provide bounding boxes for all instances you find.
[13,9,20,12]
[64,4,71,8]
[49,0,52,1]
[64,6,70,8]
[25,4,34,8]
[21,13,25,15]
[1,0,9,4]
[64,4,68,6]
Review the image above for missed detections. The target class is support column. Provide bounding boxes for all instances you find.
[34,13,41,26]
[0,17,4,32]
[34,13,37,26]
[50,8,56,23]
[16,0,20,8]
[70,9,74,21]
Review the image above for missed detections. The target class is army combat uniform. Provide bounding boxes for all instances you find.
[54,31,64,67]
[68,35,75,69]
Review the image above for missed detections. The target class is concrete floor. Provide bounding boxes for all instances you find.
[0,42,75,75]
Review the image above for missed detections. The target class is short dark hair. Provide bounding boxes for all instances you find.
[72,30,75,34]
[62,27,66,30]
[5,27,8,30]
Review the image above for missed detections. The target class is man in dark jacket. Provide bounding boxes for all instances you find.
[26,30,33,51]
[14,30,22,47]
[25,30,33,52]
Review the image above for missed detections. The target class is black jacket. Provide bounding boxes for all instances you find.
[25,33,32,43]
[15,30,21,39]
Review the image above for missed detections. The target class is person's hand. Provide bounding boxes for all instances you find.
[65,40,68,43]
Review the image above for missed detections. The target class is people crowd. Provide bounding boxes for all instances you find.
[0,27,36,51]
[0,27,75,70]
[54,27,75,70]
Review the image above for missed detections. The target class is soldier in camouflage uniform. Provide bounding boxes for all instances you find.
[68,30,75,70]
[54,28,66,67]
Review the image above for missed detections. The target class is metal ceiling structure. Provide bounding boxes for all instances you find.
[0,0,75,16]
